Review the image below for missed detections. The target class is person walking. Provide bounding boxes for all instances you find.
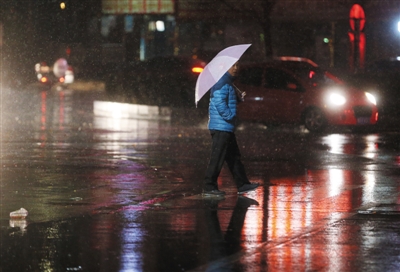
[203,61,259,197]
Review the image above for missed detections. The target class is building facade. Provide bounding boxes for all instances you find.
[95,0,400,73]
[3,0,400,86]
[175,0,400,72]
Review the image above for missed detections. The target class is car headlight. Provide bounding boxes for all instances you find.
[327,92,346,106]
[365,92,376,105]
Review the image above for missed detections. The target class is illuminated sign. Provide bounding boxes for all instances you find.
[102,0,174,14]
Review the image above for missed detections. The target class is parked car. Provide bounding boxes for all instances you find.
[235,57,378,132]
[123,56,207,107]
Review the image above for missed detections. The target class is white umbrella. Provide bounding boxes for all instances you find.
[195,44,251,106]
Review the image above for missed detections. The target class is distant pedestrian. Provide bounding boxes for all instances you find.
[203,61,259,197]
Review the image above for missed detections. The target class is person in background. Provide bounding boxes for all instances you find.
[203,61,259,197]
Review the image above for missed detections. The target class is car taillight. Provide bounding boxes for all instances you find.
[192,66,204,74]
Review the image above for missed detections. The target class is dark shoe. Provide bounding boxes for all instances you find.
[237,183,259,194]
[202,189,226,197]
[238,195,259,207]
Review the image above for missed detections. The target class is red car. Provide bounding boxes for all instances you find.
[236,57,379,132]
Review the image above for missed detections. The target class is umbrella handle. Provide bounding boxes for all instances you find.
[233,84,246,102]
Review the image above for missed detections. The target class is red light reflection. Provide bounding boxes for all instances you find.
[235,168,364,270]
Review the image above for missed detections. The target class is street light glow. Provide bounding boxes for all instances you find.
[60,2,66,10]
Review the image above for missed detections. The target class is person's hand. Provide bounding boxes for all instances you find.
[234,84,246,101]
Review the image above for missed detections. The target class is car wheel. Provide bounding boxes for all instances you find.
[303,107,327,132]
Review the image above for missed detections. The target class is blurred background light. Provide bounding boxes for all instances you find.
[156,21,165,32]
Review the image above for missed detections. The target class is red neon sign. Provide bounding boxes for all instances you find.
[349,4,366,31]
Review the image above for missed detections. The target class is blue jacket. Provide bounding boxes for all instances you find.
[208,72,237,132]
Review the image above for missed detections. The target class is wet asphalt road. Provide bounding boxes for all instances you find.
[1,86,400,271]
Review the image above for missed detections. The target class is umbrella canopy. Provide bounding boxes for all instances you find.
[195,44,251,106]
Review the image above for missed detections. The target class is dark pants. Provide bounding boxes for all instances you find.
[204,130,249,191]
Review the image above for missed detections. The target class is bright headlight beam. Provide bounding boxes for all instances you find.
[328,93,346,106]
[365,92,377,105]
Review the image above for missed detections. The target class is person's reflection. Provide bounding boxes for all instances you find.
[204,196,259,262]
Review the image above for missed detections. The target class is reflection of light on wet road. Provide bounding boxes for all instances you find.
[40,91,46,130]
[323,134,378,159]
[324,134,345,154]
[243,187,264,250]
[329,169,344,196]
[58,91,65,130]
[364,135,378,159]
[94,116,162,143]
[238,166,366,270]
[5,87,400,271]
[362,171,377,204]
[93,101,169,154]
[267,180,314,240]
[120,212,143,272]
[66,101,180,271]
